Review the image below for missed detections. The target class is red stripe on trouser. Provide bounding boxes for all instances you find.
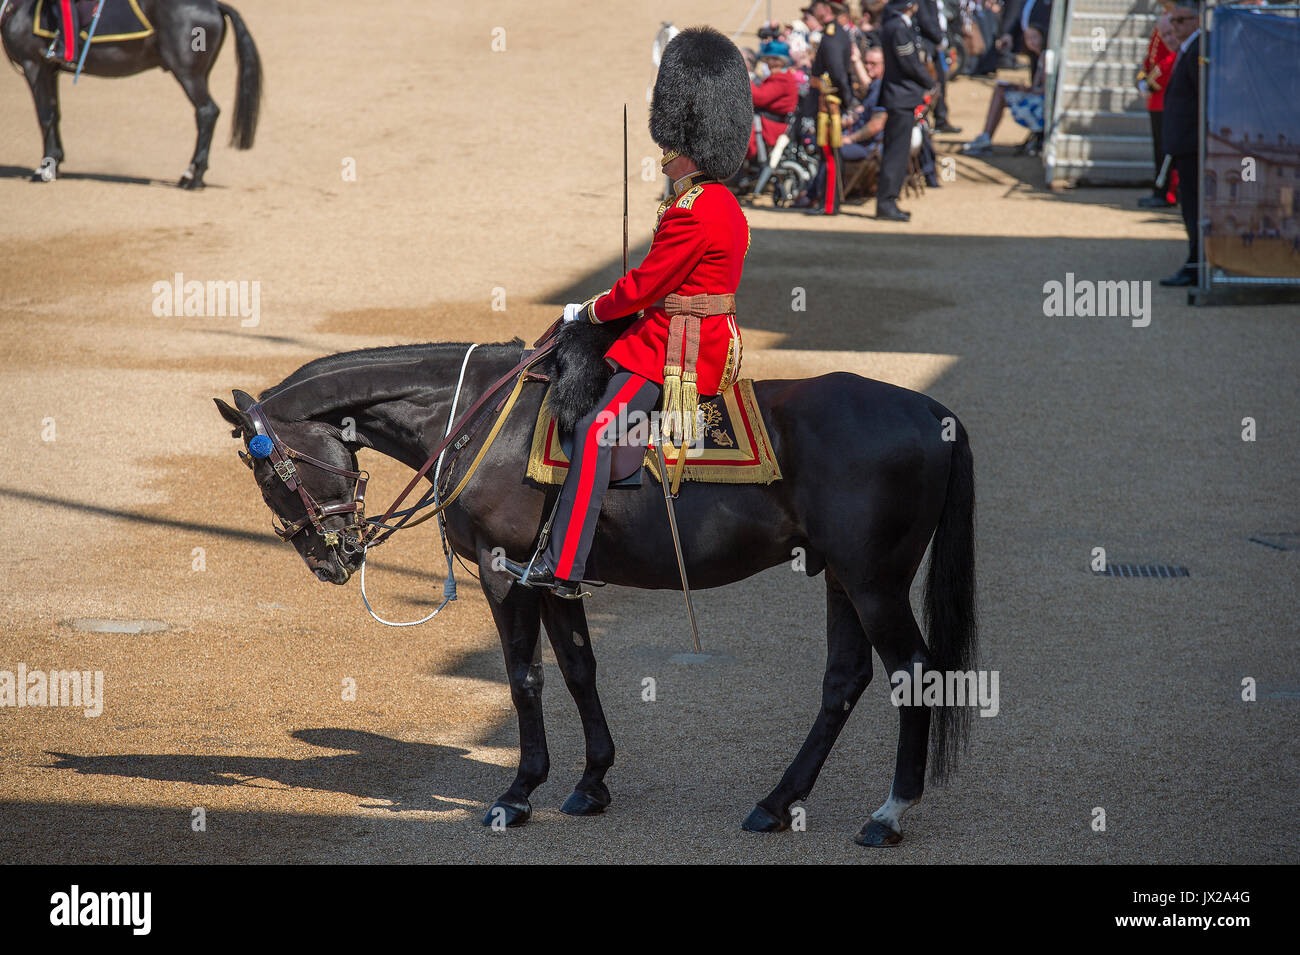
[823,145,837,214]
[553,375,645,579]
[61,0,76,60]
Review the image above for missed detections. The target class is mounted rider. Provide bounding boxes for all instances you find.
[49,0,82,69]
[501,25,753,597]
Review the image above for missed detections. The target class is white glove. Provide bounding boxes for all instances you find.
[562,302,585,324]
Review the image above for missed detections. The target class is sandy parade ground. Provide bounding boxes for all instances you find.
[0,0,1296,865]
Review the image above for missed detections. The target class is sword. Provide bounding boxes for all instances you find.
[626,104,701,653]
[74,0,104,84]
[622,104,629,275]
[653,441,703,653]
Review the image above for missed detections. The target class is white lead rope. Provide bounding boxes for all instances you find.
[359,344,479,627]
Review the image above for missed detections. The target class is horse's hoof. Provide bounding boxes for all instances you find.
[854,819,903,847]
[482,800,531,829]
[741,804,790,833]
[32,160,57,182]
[560,787,609,816]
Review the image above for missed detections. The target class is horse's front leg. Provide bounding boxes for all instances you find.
[539,593,615,816]
[22,61,63,181]
[480,556,549,828]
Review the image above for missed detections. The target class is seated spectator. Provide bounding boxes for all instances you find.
[748,42,802,160]
[960,23,1045,154]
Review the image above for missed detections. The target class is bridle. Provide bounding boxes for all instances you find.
[244,403,369,555]
[238,323,562,561]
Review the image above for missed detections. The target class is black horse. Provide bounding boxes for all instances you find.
[1,0,260,187]
[214,334,977,846]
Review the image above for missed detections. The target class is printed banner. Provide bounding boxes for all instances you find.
[1205,8,1300,278]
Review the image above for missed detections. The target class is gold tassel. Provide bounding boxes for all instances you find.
[680,370,699,447]
[662,363,684,444]
[829,111,842,148]
[816,112,827,148]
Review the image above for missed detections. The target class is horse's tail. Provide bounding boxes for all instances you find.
[923,413,977,786]
[218,3,261,149]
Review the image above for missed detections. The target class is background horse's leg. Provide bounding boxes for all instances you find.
[538,594,615,816]
[162,6,224,188]
[850,591,932,847]
[480,565,549,828]
[742,570,874,833]
[173,67,220,189]
[22,61,63,181]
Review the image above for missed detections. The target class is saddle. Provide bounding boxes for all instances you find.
[527,379,781,489]
[33,0,153,44]
[530,312,778,488]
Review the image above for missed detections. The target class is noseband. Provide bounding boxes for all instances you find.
[244,404,369,554]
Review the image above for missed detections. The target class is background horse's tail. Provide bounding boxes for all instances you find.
[923,414,977,785]
[218,3,261,149]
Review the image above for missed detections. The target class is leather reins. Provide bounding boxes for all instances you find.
[244,324,560,555]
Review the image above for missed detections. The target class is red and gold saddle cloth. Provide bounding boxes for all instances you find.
[526,378,782,486]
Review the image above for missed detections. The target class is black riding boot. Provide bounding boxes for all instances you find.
[499,553,585,599]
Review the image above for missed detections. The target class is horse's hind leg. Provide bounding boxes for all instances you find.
[22,62,63,181]
[850,591,932,847]
[538,594,615,816]
[164,12,224,188]
[481,572,549,828]
[743,570,873,833]
[174,68,220,189]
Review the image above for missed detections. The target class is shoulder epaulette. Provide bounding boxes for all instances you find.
[676,184,705,210]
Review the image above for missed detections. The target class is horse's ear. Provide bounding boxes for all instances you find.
[232,389,256,412]
[214,397,252,436]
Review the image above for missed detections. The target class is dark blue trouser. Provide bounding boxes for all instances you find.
[545,370,660,582]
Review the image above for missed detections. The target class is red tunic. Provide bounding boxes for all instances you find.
[588,179,749,397]
[1142,29,1176,112]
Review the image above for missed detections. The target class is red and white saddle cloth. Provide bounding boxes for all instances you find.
[526,378,782,486]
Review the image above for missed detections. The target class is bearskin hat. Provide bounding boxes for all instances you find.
[649,26,753,182]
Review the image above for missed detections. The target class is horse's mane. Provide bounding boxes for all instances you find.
[259,340,525,402]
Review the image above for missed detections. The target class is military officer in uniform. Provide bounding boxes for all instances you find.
[807,1,856,216]
[501,26,752,596]
[876,0,934,222]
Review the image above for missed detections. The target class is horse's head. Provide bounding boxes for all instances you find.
[215,389,368,584]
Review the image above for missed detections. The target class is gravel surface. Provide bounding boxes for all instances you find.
[1,0,1296,864]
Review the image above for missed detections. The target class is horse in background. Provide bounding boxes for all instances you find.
[1,0,260,187]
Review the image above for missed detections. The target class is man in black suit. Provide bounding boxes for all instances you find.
[915,0,959,133]
[1160,0,1202,287]
[876,0,933,221]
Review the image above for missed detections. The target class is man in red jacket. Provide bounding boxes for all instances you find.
[501,26,753,597]
[1137,9,1178,208]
